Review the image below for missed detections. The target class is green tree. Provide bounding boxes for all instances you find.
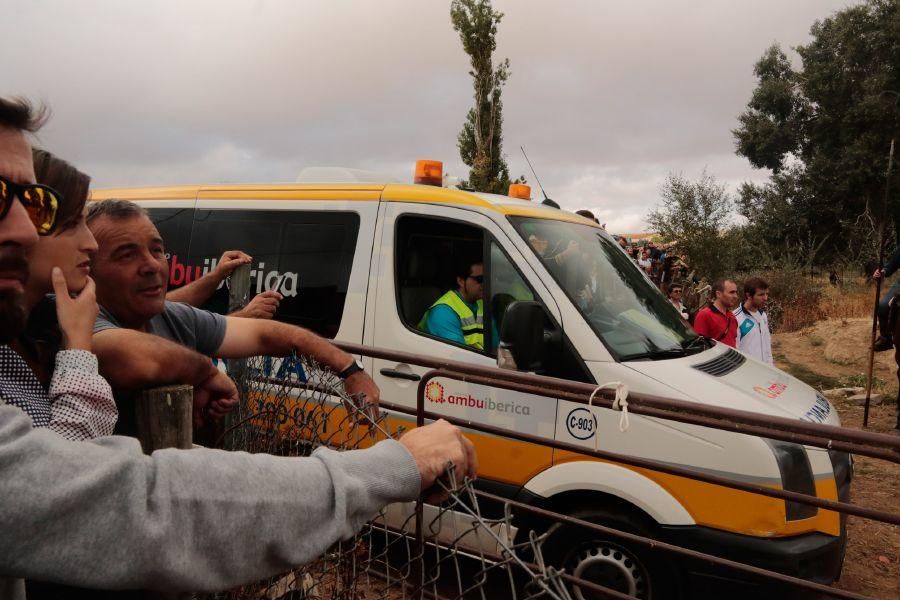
[737,168,838,269]
[647,171,738,278]
[733,0,900,260]
[451,0,513,194]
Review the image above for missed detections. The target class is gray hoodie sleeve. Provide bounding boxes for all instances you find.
[0,403,420,592]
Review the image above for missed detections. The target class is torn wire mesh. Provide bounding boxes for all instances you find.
[203,353,596,600]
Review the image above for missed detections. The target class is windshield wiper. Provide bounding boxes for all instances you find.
[620,347,687,361]
[681,335,710,354]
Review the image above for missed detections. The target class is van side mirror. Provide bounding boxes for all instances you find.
[497,301,544,372]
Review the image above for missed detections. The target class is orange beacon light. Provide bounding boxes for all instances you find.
[414,159,443,187]
[508,183,532,200]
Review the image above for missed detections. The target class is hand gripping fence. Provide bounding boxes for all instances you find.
[210,354,594,600]
[201,344,898,600]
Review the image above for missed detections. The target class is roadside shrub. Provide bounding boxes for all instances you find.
[738,270,823,333]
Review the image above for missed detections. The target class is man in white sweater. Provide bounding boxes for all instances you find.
[0,98,476,598]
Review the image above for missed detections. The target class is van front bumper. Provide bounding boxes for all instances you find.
[661,524,846,595]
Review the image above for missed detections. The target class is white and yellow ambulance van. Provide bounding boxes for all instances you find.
[92,160,850,599]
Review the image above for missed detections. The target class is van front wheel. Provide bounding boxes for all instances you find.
[541,508,682,600]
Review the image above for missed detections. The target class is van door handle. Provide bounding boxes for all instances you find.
[380,368,421,382]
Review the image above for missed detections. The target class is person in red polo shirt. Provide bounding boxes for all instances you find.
[693,278,740,347]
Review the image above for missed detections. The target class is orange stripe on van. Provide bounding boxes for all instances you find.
[553,450,840,537]
[251,389,552,485]
[250,388,839,538]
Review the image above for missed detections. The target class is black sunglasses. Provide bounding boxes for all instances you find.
[468,274,484,284]
[0,175,61,235]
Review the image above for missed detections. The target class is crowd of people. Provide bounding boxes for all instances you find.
[613,236,689,286]
[609,229,774,364]
[0,96,478,598]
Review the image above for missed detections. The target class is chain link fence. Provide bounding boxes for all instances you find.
[204,354,597,600]
[189,348,898,600]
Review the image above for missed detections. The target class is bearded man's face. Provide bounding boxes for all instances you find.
[0,125,39,343]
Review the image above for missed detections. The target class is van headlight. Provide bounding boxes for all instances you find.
[766,439,818,521]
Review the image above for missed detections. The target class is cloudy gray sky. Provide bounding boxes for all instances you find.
[2,0,856,232]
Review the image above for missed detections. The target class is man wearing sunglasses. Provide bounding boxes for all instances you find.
[0,96,477,597]
[419,258,485,350]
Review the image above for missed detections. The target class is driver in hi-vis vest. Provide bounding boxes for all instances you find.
[419,259,485,350]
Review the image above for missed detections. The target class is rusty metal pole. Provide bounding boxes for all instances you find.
[412,373,427,598]
[224,263,252,449]
[226,263,252,379]
[865,138,895,428]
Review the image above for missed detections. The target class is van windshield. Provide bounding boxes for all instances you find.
[510,217,702,360]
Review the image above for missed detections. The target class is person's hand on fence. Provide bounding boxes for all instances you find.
[51,267,98,352]
[232,290,282,320]
[192,368,239,428]
[214,250,252,282]
[400,419,477,502]
[342,371,380,421]
[873,268,884,281]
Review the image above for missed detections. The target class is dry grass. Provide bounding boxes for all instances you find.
[771,276,875,334]
[776,299,825,333]
[820,281,877,322]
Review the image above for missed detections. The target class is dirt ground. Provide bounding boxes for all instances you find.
[772,318,899,599]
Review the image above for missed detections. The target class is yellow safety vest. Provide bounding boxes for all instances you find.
[419,291,484,350]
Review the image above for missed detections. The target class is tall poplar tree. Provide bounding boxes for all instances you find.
[451,0,513,194]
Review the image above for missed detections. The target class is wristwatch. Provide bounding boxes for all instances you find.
[338,359,364,380]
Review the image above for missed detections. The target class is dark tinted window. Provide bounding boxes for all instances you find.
[187,210,359,338]
[147,207,195,293]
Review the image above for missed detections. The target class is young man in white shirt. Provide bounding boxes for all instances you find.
[734,277,773,364]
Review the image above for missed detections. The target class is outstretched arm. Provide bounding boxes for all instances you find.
[216,317,380,413]
[92,328,221,393]
[0,403,423,591]
[92,328,239,426]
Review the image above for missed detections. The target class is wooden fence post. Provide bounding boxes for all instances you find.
[136,385,194,454]
[136,385,193,599]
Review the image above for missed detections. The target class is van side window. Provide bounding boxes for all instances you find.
[395,216,486,353]
[146,207,195,293]
[488,241,536,352]
[188,210,360,338]
[489,241,592,383]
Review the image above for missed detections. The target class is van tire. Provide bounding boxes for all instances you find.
[540,507,682,600]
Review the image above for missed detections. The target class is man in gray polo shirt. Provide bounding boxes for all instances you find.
[86,199,381,434]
